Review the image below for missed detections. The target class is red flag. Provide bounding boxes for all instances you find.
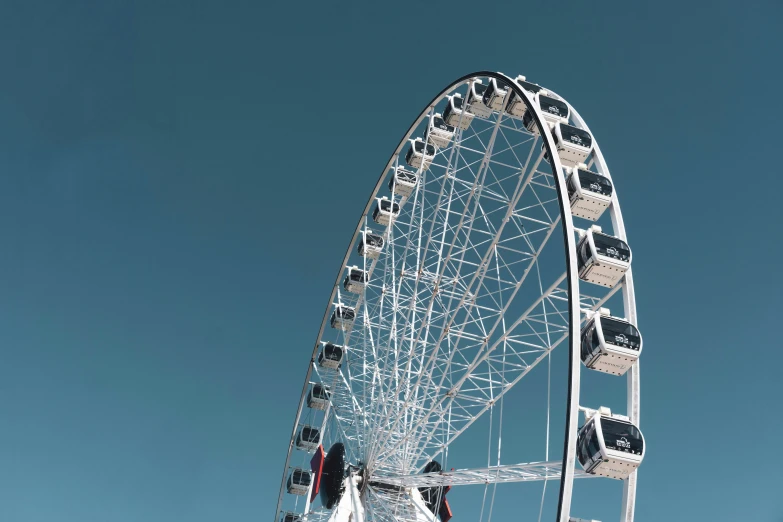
[310,445,326,503]
[438,498,453,522]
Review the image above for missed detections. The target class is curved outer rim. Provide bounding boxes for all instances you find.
[557,95,640,522]
[273,71,638,522]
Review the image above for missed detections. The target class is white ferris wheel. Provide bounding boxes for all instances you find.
[274,72,644,522]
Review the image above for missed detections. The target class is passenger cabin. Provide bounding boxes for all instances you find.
[506,75,545,118]
[307,383,331,410]
[577,226,631,288]
[373,197,401,226]
[504,88,528,118]
[522,94,569,131]
[426,113,455,149]
[405,138,435,170]
[344,266,368,294]
[359,230,384,259]
[389,167,418,197]
[331,305,356,331]
[581,310,642,376]
[466,80,492,118]
[567,166,613,221]
[482,78,510,111]
[548,123,594,167]
[577,410,645,480]
[287,468,312,495]
[443,94,474,130]
[296,425,321,452]
[281,512,302,522]
[318,342,345,369]
[515,75,545,95]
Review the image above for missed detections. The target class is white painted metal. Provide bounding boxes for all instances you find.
[327,476,365,522]
[521,93,570,130]
[558,89,642,522]
[307,384,330,411]
[375,461,591,488]
[359,229,384,259]
[318,343,345,369]
[577,411,645,480]
[465,80,492,118]
[372,197,400,226]
[577,226,632,288]
[389,167,418,198]
[442,94,474,129]
[566,166,612,221]
[426,114,454,149]
[274,72,642,522]
[483,77,509,110]
[552,123,594,167]
[296,425,321,452]
[330,305,356,331]
[344,267,368,294]
[581,311,641,376]
[287,468,312,496]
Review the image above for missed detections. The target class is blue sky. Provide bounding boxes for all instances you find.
[0,1,781,521]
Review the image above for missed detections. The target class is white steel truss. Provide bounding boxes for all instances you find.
[373,461,591,488]
[274,72,642,522]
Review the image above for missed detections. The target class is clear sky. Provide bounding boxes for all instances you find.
[0,1,781,521]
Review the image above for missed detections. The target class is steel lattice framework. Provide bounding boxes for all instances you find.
[274,72,642,522]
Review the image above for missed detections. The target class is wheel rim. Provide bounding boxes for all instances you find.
[275,72,642,522]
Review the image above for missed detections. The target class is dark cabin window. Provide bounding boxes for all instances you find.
[324,344,342,359]
[539,96,568,118]
[292,469,310,484]
[350,271,367,282]
[518,80,542,94]
[323,343,342,359]
[397,170,417,183]
[494,79,510,90]
[335,307,355,320]
[313,385,330,399]
[591,328,601,353]
[522,110,535,130]
[578,237,592,267]
[593,233,630,262]
[577,432,588,464]
[579,421,600,461]
[380,200,400,213]
[567,173,578,199]
[302,427,319,442]
[601,419,644,454]
[588,429,602,458]
[600,317,641,350]
[432,116,454,132]
[581,325,596,361]
[578,170,613,197]
[506,91,527,110]
[413,140,435,155]
[483,81,506,104]
[560,125,593,148]
[365,234,383,248]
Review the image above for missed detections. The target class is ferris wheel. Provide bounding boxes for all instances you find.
[274,72,645,522]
